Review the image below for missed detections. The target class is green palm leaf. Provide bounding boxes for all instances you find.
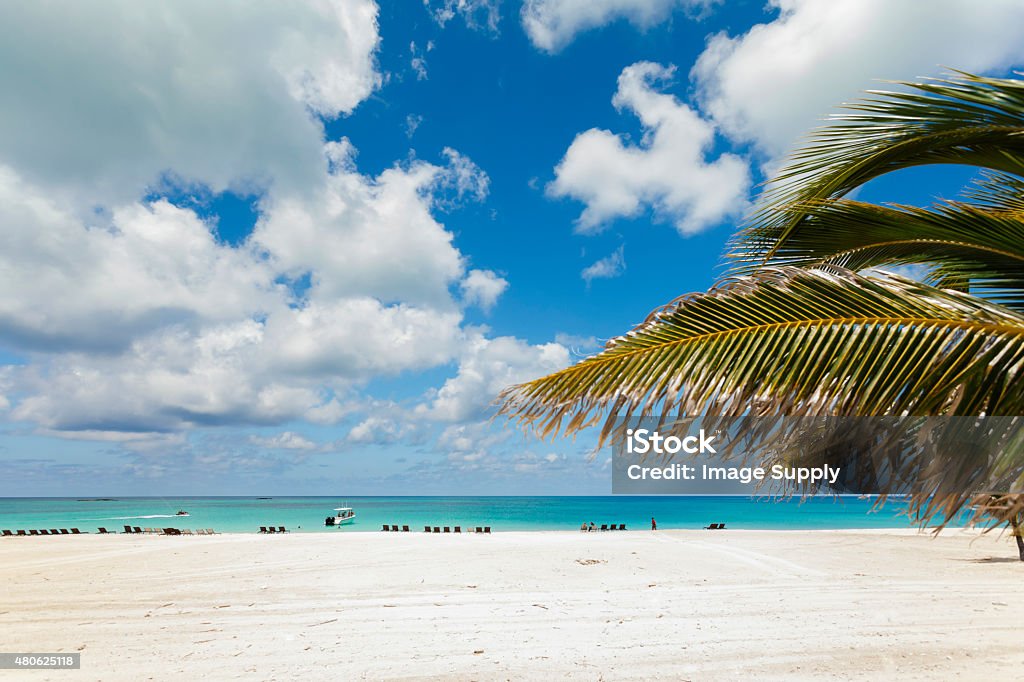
[962,170,1024,213]
[735,72,1024,266]
[731,198,1024,309]
[498,267,1024,446]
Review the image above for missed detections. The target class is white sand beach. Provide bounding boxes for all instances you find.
[2,529,1022,680]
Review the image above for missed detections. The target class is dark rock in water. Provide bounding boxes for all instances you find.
[77,498,117,501]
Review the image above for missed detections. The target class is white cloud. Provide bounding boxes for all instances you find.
[0,166,276,353]
[436,422,513,466]
[553,332,601,353]
[418,334,570,423]
[581,245,626,284]
[10,321,323,432]
[461,269,509,312]
[426,0,501,33]
[252,142,478,308]
[405,114,425,139]
[692,0,1024,159]
[410,41,429,80]
[0,1,381,208]
[347,416,419,445]
[250,432,317,451]
[263,299,465,379]
[550,62,750,235]
[0,1,566,449]
[434,148,491,210]
[0,138,485,435]
[522,0,717,52]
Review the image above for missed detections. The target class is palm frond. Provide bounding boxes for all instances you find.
[733,72,1024,266]
[962,170,1024,213]
[497,267,1024,447]
[731,198,1024,309]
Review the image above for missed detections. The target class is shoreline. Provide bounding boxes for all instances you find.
[0,526,993,536]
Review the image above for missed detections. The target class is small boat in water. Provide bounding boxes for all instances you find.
[175,510,189,516]
[325,506,355,526]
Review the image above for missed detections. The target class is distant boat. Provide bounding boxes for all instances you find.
[175,510,189,516]
[325,506,355,527]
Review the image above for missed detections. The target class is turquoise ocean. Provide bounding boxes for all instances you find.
[0,496,959,534]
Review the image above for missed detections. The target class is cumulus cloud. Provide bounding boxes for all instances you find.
[0,0,381,207]
[0,135,495,436]
[550,61,750,235]
[581,245,626,284]
[0,1,563,452]
[253,141,479,308]
[460,269,509,312]
[522,0,717,52]
[692,0,1024,159]
[418,335,570,423]
[10,321,327,432]
[426,0,501,33]
[0,167,276,353]
[262,299,465,379]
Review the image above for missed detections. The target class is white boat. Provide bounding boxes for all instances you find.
[325,506,355,527]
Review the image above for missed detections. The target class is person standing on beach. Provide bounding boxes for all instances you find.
[651,517,657,531]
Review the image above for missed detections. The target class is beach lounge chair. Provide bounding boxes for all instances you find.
[259,526,268,533]
[600,524,608,531]
[133,526,142,534]
[182,529,193,535]
[475,526,482,533]
[424,526,431,532]
[278,526,287,533]
[618,524,626,530]
[433,526,440,533]
[60,529,69,534]
[391,525,399,532]
[123,525,133,534]
[206,528,215,534]
[29,530,39,535]
[402,525,410,532]
[484,526,491,534]
[443,526,450,533]
[98,527,109,534]
[50,529,60,535]
[71,528,81,534]
[17,530,27,536]
[40,529,50,535]
[2,530,12,537]
[381,524,389,531]
[704,523,720,530]
[454,526,461,533]
[267,527,276,534]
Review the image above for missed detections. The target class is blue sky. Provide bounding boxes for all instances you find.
[0,0,1022,496]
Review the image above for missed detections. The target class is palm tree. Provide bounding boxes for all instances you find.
[498,72,1024,556]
